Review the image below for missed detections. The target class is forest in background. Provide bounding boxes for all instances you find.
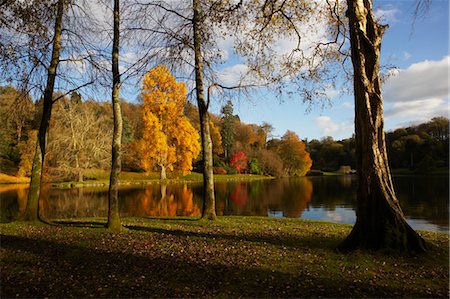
[1,84,448,182]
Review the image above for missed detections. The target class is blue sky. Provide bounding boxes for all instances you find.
[207,0,449,141]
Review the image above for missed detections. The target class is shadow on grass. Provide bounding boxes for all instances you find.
[52,220,107,228]
[1,234,432,298]
[140,216,200,222]
[125,225,343,251]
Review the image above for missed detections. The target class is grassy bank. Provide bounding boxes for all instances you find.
[0,170,271,187]
[53,171,271,188]
[1,217,448,298]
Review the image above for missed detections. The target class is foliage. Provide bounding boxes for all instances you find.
[46,98,113,181]
[17,130,38,177]
[220,100,236,158]
[248,158,263,175]
[256,149,284,177]
[230,151,248,174]
[210,120,224,156]
[138,65,201,177]
[213,166,227,175]
[276,131,312,176]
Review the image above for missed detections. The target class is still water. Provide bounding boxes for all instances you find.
[1,175,448,232]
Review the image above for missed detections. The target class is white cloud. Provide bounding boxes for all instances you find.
[314,116,353,138]
[383,56,449,123]
[402,51,412,61]
[217,64,250,86]
[340,101,353,109]
[385,97,447,121]
[374,5,400,23]
[384,56,449,103]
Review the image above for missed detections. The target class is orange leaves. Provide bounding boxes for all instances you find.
[279,131,312,177]
[138,65,200,175]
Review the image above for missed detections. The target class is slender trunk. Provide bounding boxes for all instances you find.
[160,165,167,180]
[339,0,426,252]
[75,153,83,182]
[193,0,216,220]
[24,0,64,222]
[24,142,42,221]
[107,0,123,231]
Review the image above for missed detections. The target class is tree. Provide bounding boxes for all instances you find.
[278,131,312,177]
[107,0,123,231]
[220,100,236,158]
[338,0,426,252]
[47,99,112,181]
[138,65,200,179]
[25,0,66,222]
[209,120,224,156]
[230,151,248,174]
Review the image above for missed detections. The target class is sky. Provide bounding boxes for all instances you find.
[204,0,449,141]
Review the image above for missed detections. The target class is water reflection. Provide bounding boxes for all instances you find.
[1,175,448,232]
[0,184,28,222]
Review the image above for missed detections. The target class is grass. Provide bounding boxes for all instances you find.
[51,170,271,188]
[1,217,448,298]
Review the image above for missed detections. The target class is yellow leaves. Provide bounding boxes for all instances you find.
[138,65,200,175]
[210,121,224,155]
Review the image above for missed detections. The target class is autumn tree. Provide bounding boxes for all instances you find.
[130,0,246,220]
[230,151,248,174]
[210,120,224,156]
[0,86,35,175]
[278,131,312,177]
[138,65,200,180]
[338,0,426,251]
[47,98,112,181]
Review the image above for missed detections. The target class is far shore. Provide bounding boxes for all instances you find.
[1,167,447,187]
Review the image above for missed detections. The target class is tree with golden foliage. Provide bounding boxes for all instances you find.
[138,65,201,179]
[278,131,312,177]
[209,120,224,156]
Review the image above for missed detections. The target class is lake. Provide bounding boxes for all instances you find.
[1,175,448,232]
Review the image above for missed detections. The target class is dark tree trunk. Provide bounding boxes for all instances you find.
[107,0,123,231]
[339,0,426,252]
[25,0,65,222]
[193,0,216,220]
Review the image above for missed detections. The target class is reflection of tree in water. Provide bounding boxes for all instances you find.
[0,184,29,222]
[308,176,357,210]
[230,183,249,207]
[280,178,313,218]
[139,184,201,217]
[262,178,313,218]
[40,186,108,219]
[394,176,449,228]
[220,179,313,218]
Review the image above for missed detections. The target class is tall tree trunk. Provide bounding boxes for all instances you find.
[339,0,426,252]
[24,0,65,222]
[193,0,216,220]
[107,0,123,231]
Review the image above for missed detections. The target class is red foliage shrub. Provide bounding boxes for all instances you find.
[230,151,248,174]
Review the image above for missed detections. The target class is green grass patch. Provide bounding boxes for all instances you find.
[50,170,272,188]
[1,216,448,298]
